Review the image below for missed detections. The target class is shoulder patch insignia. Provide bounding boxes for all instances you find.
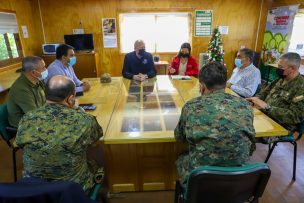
[292,95,304,103]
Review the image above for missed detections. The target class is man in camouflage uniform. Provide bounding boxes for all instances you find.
[14,75,103,193]
[247,52,304,139]
[175,62,256,188]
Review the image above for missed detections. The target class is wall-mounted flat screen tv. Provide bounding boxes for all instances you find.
[64,34,94,51]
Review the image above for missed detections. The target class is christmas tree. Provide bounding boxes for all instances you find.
[208,27,224,63]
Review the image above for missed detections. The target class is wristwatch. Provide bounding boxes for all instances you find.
[265,104,272,110]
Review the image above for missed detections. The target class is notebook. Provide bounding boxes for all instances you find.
[170,75,191,80]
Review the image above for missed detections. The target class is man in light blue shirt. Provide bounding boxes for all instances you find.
[45,44,91,93]
[227,48,261,98]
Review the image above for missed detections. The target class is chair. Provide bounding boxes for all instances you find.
[89,183,108,203]
[174,162,271,203]
[0,177,98,203]
[0,104,18,182]
[265,120,304,181]
[253,84,261,96]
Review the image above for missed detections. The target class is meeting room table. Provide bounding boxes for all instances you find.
[78,75,288,193]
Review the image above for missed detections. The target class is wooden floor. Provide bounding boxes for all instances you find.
[1,139,304,203]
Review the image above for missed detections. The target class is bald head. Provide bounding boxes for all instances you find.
[45,75,76,102]
[134,40,145,50]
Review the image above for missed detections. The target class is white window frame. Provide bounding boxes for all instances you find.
[288,9,304,56]
[0,11,23,68]
[119,12,192,54]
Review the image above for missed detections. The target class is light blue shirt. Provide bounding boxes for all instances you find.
[227,63,261,98]
[45,59,83,92]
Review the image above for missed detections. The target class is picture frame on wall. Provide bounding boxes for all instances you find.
[102,18,118,48]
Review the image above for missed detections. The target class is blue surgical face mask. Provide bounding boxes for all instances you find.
[68,56,77,66]
[39,69,48,80]
[235,58,242,69]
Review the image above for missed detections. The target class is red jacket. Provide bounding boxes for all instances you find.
[169,56,199,76]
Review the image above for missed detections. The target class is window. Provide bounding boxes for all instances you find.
[288,10,304,56]
[120,12,191,53]
[0,12,23,67]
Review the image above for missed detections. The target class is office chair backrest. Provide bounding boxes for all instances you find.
[0,104,11,142]
[0,177,97,203]
[294,120,304,142]
[253,84,262,96]
[185,163,271,203]
[297,120,304,134]
[252,51,260,68]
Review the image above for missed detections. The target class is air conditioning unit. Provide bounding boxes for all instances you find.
[199,53,210,70]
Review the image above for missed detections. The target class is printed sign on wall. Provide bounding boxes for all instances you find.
[195,10,213,37]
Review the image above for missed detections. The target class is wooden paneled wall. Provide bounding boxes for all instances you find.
[272,0,304,8]
[2,0,302,78]
[0,0,44,103]
[38,0,273,77]
[0,0,44,62]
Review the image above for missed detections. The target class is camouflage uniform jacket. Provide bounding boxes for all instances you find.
[257,74,304,132]
[175,90,256,187]
[14,103,103,192]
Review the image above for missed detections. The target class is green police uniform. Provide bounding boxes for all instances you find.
[7,73,46,127]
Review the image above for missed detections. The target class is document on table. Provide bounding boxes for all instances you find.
[171,75,191,80]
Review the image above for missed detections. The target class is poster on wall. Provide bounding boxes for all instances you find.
[194,10,213,37]
[102,18,117,48]
[261,5,299,64]
[260,4,299,82]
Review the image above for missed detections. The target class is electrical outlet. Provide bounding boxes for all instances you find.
[73,29,84,34]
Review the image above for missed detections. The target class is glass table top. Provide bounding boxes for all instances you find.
[79,76,288,144]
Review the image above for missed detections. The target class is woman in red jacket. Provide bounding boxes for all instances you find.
[168,43,199,76]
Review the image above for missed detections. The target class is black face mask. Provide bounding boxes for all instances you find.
[138,48,146,57]
[180,53,190,58]
[276,68,286,79]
